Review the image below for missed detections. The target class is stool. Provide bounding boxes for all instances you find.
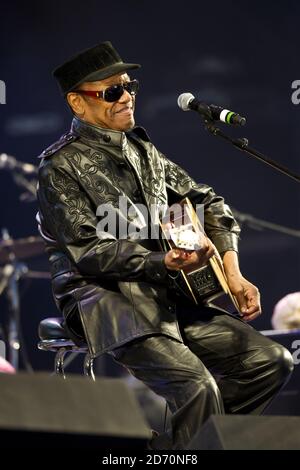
[38,317,95,381]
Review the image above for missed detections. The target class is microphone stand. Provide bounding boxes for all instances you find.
[232,208,300,238]
[12,172,37,202]
[5,259,27,370]
[0,229,33,372]
[0,153,38,201]
[203,120,300,184]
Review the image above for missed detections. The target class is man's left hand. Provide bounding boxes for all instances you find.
[227,275,262,321]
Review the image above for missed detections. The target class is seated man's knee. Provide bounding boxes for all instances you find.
[266,345,294,383]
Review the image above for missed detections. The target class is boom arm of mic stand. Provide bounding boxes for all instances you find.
[232,208,300,238]
[12,172,37,201]
[204,120,300,184]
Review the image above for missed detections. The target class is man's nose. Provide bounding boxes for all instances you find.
[119,88,133,104]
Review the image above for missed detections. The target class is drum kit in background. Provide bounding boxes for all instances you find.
[0,153,50,372]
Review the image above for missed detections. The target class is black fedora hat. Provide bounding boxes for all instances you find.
[53,41,141,95]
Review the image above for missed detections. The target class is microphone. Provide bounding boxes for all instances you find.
[0,153,38,174]
[177,93,246,126]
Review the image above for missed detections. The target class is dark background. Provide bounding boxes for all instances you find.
[0,0,299,373]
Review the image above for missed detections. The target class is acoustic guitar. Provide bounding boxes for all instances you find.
[160,197,240,314]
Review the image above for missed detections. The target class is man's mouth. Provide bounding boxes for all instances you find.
[116,107,133,114]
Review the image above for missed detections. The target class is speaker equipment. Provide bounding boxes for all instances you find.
[0,373,150,448]
[188,415,300,450]
[261,329,300,415]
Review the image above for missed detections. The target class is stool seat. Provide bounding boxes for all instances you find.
[38,316,86,352]
[39,317,68,341]
[38,316,94,380]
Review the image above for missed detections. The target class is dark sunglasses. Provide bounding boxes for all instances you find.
[75,79,139,103]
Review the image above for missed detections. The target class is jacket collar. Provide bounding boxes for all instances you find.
[71,116,150,149]
[71,116,128,149]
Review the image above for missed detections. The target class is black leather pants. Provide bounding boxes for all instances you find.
[111,306,294,450]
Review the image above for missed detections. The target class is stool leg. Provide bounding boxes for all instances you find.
[55,348,67,378]
[83,354,95,381]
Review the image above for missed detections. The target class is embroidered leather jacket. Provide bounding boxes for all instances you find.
[37,116,240,358]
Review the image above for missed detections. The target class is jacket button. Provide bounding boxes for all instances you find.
[168,305,175,313]
[118,161,127,168]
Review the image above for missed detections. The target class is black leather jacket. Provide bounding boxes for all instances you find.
[37,116,240,358]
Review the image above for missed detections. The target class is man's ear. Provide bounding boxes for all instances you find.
[67,92,85,116]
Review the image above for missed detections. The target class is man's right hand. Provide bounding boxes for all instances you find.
[164,237,215,272]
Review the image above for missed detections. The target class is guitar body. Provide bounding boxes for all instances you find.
[160,197,240,314]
